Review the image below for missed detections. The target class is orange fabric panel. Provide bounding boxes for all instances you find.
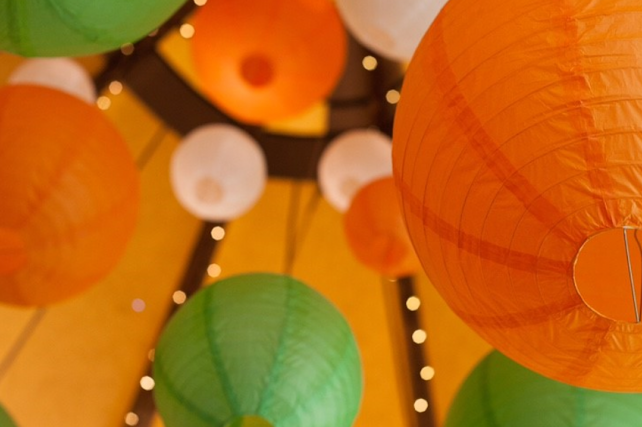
[393,0,642,391]
[0,85,139,306]
[190,0,346,124]
[344,177,420,277]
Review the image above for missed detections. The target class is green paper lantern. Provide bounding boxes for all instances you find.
[446,351,642,427]
[0,404,17,427]
[153,273,363,427]
[0,0,186,57]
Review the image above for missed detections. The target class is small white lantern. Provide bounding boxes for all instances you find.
[8,58,96,104]
[335,0,447,62]
[318,129,392,212]
[170,124,267,222]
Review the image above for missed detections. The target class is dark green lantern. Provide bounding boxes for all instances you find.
[0,0,186,57]
[446,351,642,427]
[153,273,363,427]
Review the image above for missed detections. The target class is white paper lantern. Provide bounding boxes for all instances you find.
[8,58,96,104]
[170,124,267,222]
[318,129,392,212]
[335,0,447,62]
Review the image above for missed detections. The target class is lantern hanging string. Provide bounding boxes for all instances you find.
[623,228,640,323]
[282,181,322,275]
[0,309,46,386]
[136,123,168,169]
[282,136,326,275]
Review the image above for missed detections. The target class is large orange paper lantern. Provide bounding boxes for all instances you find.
[344,177,419,278]
[191,0,347,124]
[394,0,642,391]
[0,85,139,306]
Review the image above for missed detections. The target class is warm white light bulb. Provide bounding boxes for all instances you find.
[412,329,427,344]
[362,55,378,71]
[414,398,429,413]
[140,376,155,391]
[406,296,421,311]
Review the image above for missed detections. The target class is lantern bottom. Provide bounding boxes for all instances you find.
[573,227,642,323]
[240,54,274,87]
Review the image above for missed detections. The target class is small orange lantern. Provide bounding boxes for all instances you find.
[190,0,347,125]
[0,85,139,306]
[394,0,642,391]
[344,177,419,278]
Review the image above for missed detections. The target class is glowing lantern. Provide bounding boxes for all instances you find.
[446,351,642,427]
[393,0,642,391]
[0,404,16,427]
[0,85,139,306]
[170,124,267,222]
[318,129,392,212]
[190,0,347,124]
[153,273,363,427]
[344,177,419,277]
[8,58,96,103]
[0,0,185,57]
[335,0,446,62]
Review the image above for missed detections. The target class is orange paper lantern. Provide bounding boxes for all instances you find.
[0,85,139,306]
[394,0,642,391]
[191,0,347,124]
[344,177,419,278]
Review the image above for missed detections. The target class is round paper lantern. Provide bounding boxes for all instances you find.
[191,0,347,124]
[318,129,392,212]
[0,85,139,306]
[344,177,419,277]
[393,0,642,390]
[170,124,267,222]
[8,58,96,103]
[335,0,446,62]
[0,404,16,427]
[0,0,185,57]
[446,351,642,427]
[153,273,363,427]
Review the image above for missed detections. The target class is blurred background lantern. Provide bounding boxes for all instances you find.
[0,404,16,427]
[318,129,392,212]
[170,124,267,222]
[0,85,139,306]
[446,351,642,427]
[8,58,96,104]
[393,0,642,391]
[153,273,363,427]
[190,0,347,124]
[335,0,446,62]
[344,177,419,278]
[0,0,186,57]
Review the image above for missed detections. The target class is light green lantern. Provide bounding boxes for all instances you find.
[0,404,17,427]
[153,273,363,427]
[0,0,186,57]
[446,351,642,427]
